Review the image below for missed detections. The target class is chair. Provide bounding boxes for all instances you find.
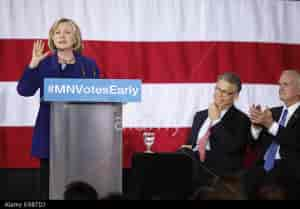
[129,152,194,200]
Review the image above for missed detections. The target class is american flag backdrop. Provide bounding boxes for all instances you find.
[1,0,300,168]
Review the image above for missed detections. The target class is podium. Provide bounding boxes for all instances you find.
[44,78,141,200]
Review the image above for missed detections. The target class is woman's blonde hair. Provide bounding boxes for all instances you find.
[48,18,83,53]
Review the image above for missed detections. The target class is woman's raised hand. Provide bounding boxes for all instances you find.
[29,40,50,69]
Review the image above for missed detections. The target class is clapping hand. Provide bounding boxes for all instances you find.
[29,40,50,69]
[249,104,274,129]
[249,104,262,128]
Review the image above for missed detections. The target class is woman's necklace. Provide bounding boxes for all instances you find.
[58,55,75,64]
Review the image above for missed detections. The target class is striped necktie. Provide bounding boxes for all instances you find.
[197,127,211,162]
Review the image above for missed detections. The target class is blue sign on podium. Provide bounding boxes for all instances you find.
[43,78,142,102]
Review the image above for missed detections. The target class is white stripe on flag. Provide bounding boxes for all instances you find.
[1,0,300,44]
[0,82,281,127]
[0,82,39,126]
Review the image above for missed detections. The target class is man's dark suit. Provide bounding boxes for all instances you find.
[184,105,250,182]
[245,106,300,199]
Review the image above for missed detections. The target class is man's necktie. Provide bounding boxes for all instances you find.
[198,127,211,162]
[263,109,288,172]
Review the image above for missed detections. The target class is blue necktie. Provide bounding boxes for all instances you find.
[263,109,288,172]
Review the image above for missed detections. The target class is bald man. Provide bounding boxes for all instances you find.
[245,70,300,200]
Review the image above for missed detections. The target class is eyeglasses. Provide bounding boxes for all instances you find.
[215,86,236,96]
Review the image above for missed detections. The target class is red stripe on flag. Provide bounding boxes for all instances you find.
[1,39,300,83]
[0,127,39,168]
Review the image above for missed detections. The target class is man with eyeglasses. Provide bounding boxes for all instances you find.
[180,72,251,189]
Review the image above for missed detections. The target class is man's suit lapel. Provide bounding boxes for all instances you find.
[271,107,282,122]
[197,111,208,131]
[272,106,300,128]
[286,106,300,128]
[192,111,208,146]
[219,105,235,125]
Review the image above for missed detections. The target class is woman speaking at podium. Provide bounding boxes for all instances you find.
[17,18,100,200]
